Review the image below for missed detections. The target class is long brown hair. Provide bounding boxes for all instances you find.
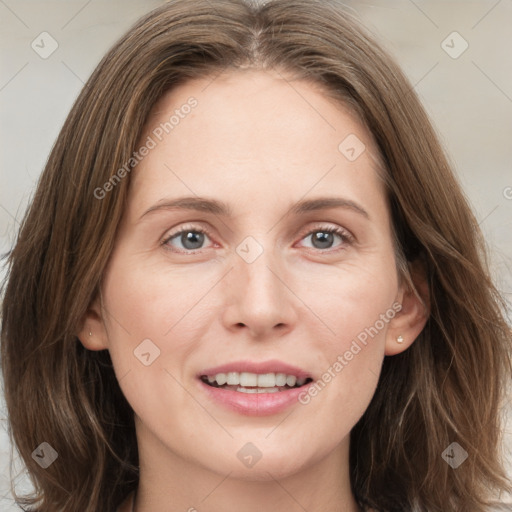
[1,1,511,510]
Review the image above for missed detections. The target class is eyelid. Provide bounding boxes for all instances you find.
[161,222,355,253]
[295,222,354,244]
[160,223,216,252]
[293,223,355,253]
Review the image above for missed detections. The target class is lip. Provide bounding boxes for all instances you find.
[197,359,314,416]
[197,378,314,416]
[197,359,312,379]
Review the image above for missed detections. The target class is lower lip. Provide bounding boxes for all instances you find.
[198,379,313,416]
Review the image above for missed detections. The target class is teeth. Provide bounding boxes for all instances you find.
[203,371,309,388]
[240,372,258,386]
[286,375,297,387]
[215,373,227,386]
[226,372,238,385]
[275,373,287,386]
[257,373,276,387]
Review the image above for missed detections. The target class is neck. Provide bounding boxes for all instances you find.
[132,419,360,512]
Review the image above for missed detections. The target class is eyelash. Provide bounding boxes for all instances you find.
[161,223,354,254]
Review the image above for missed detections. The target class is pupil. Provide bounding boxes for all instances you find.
[313,231,333,249]
[182,231,204,250]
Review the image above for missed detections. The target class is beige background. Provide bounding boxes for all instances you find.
[1,0,511,509]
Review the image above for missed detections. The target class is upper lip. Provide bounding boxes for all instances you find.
[198,359,312,379]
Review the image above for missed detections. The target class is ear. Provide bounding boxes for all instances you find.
[385,258,430,356]
[77,292,109,351]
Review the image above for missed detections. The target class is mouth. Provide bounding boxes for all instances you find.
[199,372,314,393]
[197,362,316,415]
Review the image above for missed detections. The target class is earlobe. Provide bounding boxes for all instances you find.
[77,294,109,351]
[385,258,430,356]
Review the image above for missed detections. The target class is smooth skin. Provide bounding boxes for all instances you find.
[79,69,429,512]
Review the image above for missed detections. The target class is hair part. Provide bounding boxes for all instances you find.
[1,0,511,510]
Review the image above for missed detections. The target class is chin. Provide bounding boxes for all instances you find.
[203,448,312,482]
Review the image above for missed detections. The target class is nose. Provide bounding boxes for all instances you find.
[221,246,298,339]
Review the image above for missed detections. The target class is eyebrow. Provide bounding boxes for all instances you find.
[139,196,370,220]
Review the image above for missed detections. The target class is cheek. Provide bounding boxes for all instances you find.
[101,247,191,338]
[294,265,397,433]
[99,252,216,388]
[296,250,399,404]
[305,256,398,345]
[99,252,176,378]
[100,260,196,424]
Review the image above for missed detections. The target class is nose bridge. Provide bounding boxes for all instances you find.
[223,236,297,335]
[237,240,285,306]
[240,250,282,301]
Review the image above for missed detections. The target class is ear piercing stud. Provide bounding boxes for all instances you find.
[397,335,404,344]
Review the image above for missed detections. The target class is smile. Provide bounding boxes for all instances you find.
[200,371,313,393]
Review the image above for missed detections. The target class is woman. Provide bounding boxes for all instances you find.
[1,0,511,511]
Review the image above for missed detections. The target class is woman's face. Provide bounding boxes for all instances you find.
[89,69,418,481]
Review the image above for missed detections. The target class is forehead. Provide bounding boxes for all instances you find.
[128,69,386,216]
[144,68,371,154]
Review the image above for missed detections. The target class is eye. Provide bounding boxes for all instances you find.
[161,223,354,254]
[162,225,214,252]
[298,225,353,251]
